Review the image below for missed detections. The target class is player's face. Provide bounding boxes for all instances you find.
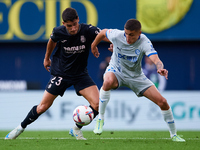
[124,29,141,44]
[63,18,79,35]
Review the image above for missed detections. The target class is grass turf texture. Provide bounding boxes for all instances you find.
[0,131,199,150]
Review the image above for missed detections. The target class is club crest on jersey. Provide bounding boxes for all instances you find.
[135,49,140,55]
[80,35,86,43]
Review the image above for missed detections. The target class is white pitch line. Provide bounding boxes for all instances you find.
[0,137,199,140]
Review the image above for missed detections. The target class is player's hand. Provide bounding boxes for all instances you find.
[44,58,51,72]
[108,44,113,52]
[91,46,100,58]
[157,69,168,80]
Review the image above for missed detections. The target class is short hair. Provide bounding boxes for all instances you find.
[62,7,78,22]
[124,19,141,31]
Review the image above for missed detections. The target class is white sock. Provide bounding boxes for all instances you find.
[98,87,110,120]
[73,125,80,130]
[18,124,24,130]
[161,107,177,138]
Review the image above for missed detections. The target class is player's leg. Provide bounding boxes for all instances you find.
[70,75,99,140]
[37,90,58,114]
[70,85,99,140]
[143,85,169,110]
[94,72,118,135]
[79,85,99,117]
[22,91,57,128]
[143,85,185,142]
[5,91,58,139]
[99,72,118,119]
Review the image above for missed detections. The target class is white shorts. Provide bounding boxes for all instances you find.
[105,65,154,97]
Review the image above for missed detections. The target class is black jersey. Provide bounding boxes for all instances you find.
[50,23,100,77]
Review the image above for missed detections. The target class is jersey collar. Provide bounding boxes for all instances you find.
[65,24,81,36]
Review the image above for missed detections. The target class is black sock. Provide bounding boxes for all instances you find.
[89,105,99,119]
[75,105,99,129]
[76,124,83,129]
[21,105,40,128]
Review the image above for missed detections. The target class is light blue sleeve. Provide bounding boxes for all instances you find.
[106,29,118,44]
[141,35,157,56]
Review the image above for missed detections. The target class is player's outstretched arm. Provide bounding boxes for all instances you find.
[44,38,57,72]
[149,54,168,80]
[91,29,108,58]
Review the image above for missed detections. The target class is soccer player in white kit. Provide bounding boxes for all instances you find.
[91,19,185,142]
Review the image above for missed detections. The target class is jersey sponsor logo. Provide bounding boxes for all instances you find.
[118,53,138,63]
[63,45,86,54]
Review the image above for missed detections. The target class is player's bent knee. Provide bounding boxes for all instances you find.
[103,79,117,90]
[157,98,169,110]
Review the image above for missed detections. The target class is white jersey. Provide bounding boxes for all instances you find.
[106,29,157,78]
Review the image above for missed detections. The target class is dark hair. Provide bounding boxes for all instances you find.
[124,19,141,31]
[62,7,78,22]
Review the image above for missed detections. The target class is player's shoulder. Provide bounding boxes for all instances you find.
[107,29,123,37]
[140,33,150,41]
[80,23,99,31]
[80,23,89,29]
[107,29,122,34]
[53,25,66,31]
[140,33,149,40]
[139,33,152,44]
[138,33,156,52]
[53,25,67,34]
[80,23,100,37]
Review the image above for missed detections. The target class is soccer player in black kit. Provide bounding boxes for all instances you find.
[5,7,108,140]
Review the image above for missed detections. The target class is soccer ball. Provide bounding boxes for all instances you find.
[73,105,94,126]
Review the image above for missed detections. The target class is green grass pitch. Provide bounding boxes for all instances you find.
[0,131,200,150]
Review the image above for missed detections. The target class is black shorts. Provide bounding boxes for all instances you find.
[45,73,96,96]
